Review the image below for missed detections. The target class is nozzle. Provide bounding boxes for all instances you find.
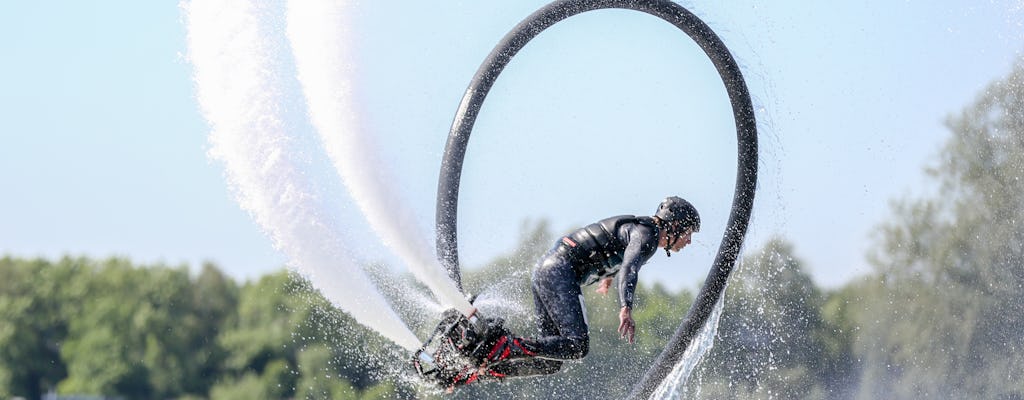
[466,309,492,338]
[417,350,435,366]
[413,350,437,375]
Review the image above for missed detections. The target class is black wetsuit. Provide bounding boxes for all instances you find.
[493,215,660,377]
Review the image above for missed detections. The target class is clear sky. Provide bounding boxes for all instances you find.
[1,1,1021,292]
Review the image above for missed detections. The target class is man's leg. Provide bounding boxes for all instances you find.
[487,357,562,377]
[448,256,593,388]
[482,262,588,379]
[523,262,589,359]
[482,270,571,378]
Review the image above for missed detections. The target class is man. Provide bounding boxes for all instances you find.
[455,196,700,385]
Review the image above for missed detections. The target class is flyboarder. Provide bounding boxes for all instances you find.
[446,196,701,386]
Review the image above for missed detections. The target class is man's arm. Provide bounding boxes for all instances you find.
[618,305,635,344]
[617,261,640,310]
[617,224,653,310]
[615,224,656,343]
[616,265,640,344]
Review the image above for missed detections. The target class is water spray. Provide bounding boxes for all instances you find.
[650,291,726,399]
[284,0,473,317]
[183,0,421,351]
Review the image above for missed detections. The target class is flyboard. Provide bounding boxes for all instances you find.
[415,0,759,396]
[411,307,515,389]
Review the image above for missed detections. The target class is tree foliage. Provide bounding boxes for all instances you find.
[0,257,409,400]
[853,61,1024,399]
[0,257,73,400]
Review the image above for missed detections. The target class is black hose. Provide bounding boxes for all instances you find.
[434,1,758,397]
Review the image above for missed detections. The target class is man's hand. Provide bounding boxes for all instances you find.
[618,306,635,344]
[595,277,614,295]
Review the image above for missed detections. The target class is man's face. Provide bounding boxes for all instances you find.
[660,224,694,252]
[669,228,693,252]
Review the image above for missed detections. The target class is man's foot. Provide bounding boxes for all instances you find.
[447,364,507,390]
[485,335,537,363]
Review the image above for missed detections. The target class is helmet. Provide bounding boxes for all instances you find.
[655,196,700,232]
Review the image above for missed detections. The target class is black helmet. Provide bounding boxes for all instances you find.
[655,196,700,232]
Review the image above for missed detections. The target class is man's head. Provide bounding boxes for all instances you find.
[654,196,700,230]
[653,196,700,256]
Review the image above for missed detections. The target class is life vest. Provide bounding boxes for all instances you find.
[558,215,657,285]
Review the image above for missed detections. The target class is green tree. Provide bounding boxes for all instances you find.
[215,269,412,399]
[208,370,280,400]
[216,271,307,396]
[294,344,360,400]
[57,259,207,398]
[185,262,239,394]
[0,257,78,400]
[0,255,409,399]
[57,258,146,396]
[816,279,865,398]
[858,61,1024,399]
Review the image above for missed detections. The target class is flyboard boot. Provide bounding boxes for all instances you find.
[412,307,538,390]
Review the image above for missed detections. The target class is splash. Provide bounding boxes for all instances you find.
[649,291,726,399]
[471,269,534,327]
[284,0,474,317]
[182,0,420,351]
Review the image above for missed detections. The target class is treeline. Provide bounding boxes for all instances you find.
[0,257,412,400]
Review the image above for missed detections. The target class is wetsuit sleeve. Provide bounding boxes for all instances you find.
[617,224,658,309]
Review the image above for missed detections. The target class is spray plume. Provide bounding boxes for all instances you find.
[650,293,726,399]
[183,0,420,351]
[284,0,474,316]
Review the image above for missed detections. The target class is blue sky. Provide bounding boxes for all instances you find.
[1,1,1021,292]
